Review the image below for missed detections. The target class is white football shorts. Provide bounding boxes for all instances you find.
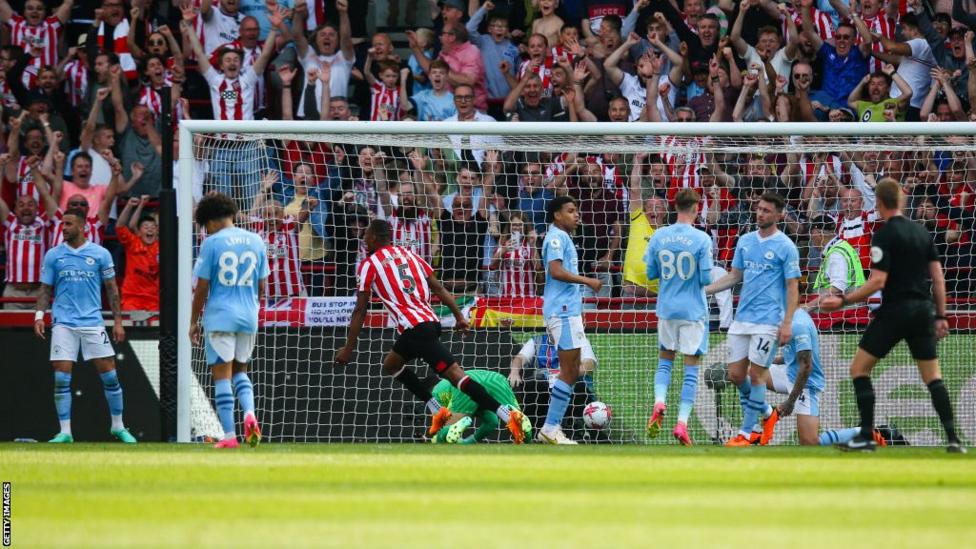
[50,325,115,362]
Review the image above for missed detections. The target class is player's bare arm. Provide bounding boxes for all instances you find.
[820,269,888,312]
[189,278,210,345]
[426,273,470,331]
[104,278,125,343]
[34,284,52,339]
[929,260,949,339]
[778,350,813,417]
[548,259,602,293]
[705,267,743,295]
[335,290,371,364]
[779,278,799,346]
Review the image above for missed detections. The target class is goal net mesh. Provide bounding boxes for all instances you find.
[182,127,976,446]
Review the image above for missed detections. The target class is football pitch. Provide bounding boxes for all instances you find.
[2,444,974,548]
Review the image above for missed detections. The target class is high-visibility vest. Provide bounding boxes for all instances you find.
[814,240,866,292]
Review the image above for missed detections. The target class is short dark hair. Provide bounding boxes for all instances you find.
[194,192,239,227]
[64,207,87,221]
[759,191,785,212]
[674,188,701,213]
[809,215,834,231]
[757,25,781,39]
[701,13,720,25]
[870,71,892,87]
[429,59,450,72]
[138,214,157,227]
[836,22,856,35]
[875,177,902,210]
[96,50,120,65]
[547,195,576,222]
[900,13,919,30]
[72,151,93,166]
[366,218,392,244]
[560,23,576,34]
[601,14,622,34]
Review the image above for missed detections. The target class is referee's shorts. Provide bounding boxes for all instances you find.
[859,300,937,360]
[392,321,457,374]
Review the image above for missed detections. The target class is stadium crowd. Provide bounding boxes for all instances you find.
[1,0,976,312]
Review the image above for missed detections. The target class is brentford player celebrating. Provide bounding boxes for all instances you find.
[334,219,531,443]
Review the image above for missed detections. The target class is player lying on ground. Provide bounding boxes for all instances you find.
[820,178,965,453]
[538,196,603,445]
[190,193,267,449]
[35,208,136,443]
[765,308,886,447]
[429,370,526,444]
[643,189,713,446]
[334,219,531,443]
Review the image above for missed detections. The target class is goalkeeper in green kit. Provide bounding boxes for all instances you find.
[430,370,528,444]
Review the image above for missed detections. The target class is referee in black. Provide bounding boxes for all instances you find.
[820,178,965,453]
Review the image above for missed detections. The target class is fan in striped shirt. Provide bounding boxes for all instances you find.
[334,219,532,444]
[0,0,73,68]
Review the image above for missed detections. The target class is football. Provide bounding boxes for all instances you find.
[582,401,612,430]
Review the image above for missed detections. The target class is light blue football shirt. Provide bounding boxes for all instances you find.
[542,224,581,318]
[193,226,270,334]
[731,230,801,326]
[782,309,825,392]
[644,223,713,321]
[41,241,115,328]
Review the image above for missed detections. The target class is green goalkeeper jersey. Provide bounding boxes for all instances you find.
[432,370,520,414]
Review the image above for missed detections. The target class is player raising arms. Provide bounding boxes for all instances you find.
[644,189,713,446]
[35,208,136,443]
[706,192,800,446]
[821,179,965,453]
[537,196,603,445]
[190,193,269,449]
[767,308,886,447]
[335,219,531,443]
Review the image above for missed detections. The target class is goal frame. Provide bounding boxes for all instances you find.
[175,120,976,443]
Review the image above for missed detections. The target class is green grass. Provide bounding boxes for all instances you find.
[3,444,974,548]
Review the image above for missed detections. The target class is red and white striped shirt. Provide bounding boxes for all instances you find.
[203,66,258,120]
[212,40,265,113]
[6,14,62,67]
[138,85,163,116]
[48,212,103,248]
[498,240,537,297]
[3,212,49,283]
[304,0,329,30]
[389,208,433,264]
[0,78,17,108]
[798,154,843,186]
[837,210,878,269]
[254,217,305,298]
[787,7,833,41]
[15,157,37,201]
[369,82,401,121]
[96,19,138,80]
[661,136,705,201]
[63,59,88,107]
[518,57,555,96]
[357,245,439,333]
[859,13,897,73]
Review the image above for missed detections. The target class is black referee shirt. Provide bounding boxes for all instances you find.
[870,215,940,304]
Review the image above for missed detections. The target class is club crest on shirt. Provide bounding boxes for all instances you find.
[764,250,775,260]
[85,257,96,265]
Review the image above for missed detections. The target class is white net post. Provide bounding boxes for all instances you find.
[177,121,976,445]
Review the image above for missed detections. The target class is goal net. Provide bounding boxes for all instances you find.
[176,121,976,446]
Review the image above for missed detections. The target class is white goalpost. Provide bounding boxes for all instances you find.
[176,120,976,445]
